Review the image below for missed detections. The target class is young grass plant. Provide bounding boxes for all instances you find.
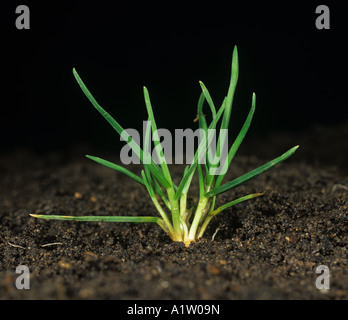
[30,46,298,247]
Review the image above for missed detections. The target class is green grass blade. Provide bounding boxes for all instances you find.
[86,154,169,192]
[197,163,205,198]
[86,155,144,186]
[196,92,210,179]
[143,117,152,168]
[147,165,171,189]
[141,170,155,198]
[142,119,173,198]
[206,46,239,186]
[215,97,227,124]
[196,90,216,178]
[196,92,206,122]
[214,92,256,185]
[143,86,173,187]
[143,118,163,198]
[174,163,197,200]
[206,145,299,197]
[221,45,239,132]
[192,96,227,170]
[30,214,160,223]
[73,68,171,189]
[210,191,266,217]
[142,86,180,231]
[141,171,174,233]
[73,68,123,132]
[150,177,171,209]
[197,190,265,239]
[199,81,216,119]
[193,112,218,167]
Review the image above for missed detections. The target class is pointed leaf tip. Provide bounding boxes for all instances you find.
[233,45,238,57]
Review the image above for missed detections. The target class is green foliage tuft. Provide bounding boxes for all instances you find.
[31,47,298,247]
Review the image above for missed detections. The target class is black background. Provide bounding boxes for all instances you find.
[2,1,347,154]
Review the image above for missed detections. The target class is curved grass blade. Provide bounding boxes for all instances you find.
[197,190,267,239]
[86,155,144,186]
[213,92,256,185]
[210,190,267,217]
[199,81,216,119]
[196,90,214,178]
[72,68,171,189]
[73,68,128,142]
[206,145,299,197]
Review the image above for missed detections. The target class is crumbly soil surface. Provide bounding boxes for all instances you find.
[1,122,348,300]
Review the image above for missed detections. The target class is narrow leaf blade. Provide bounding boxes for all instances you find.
[214,92,256,185]
[73,69,171,189]
[86,155,144,186]
[174,163,197,200]
[211,191,267,217]
[143,86,173,187]
[73,68,125,137]
[199,81,216,119]
[30,214,159,223]
[206,145,299,197]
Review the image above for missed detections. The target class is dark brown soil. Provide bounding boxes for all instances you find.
[1,122,348,300]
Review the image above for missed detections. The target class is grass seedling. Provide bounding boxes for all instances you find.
[30,46,298,247]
